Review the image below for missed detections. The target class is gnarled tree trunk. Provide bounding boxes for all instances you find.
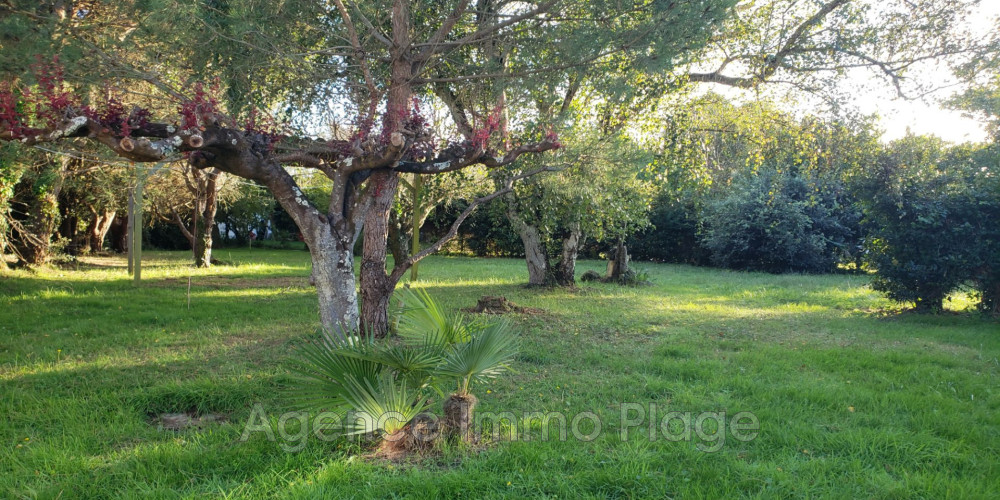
[605,241,632,282]
[508,206,550,286]
[554,223,583,286]
[86,209,115,253]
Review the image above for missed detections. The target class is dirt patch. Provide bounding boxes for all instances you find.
[461,296,545,315]
[154,412,228,431]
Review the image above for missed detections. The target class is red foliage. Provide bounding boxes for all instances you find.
[178,81,221,131]
[28,56,79,129]
[471,105,505,150]
[544,127,562,149]
[0,83,28,138]
[242,108,287,151]
[80,87,152,138]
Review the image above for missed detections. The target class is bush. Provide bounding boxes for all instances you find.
[699,168,859,273]
[860,141,1000,312]
[629,192,710,265]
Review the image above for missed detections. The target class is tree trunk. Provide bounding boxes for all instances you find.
[58,203,81,254]
[173,169,221,267]
[359,14,413,337]
[520,224,550,286]
[309,229,361,342]
[12,160,65,266]
[605,241,632,282]
[361,170,400,337]
[554,224,583,286]
[443,393,478,443]
[190,170,220,267]
[409,173,424,281]
[387,208,409,267]
[88,210,115,253]
[109,215,128,253]
[506,202,550,286]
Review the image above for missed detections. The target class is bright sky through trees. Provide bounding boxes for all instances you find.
[844,2,999,143]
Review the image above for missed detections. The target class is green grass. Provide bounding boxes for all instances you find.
[1,249,998,499]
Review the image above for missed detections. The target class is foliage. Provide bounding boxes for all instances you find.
[289,288,517,440]
[630,191,709,265]
[859,137,1000,312]
[218,183,274,244]
[700,166,859,273]
[636,94,875,272]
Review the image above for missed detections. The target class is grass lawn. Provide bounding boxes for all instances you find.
[1,249,998,499]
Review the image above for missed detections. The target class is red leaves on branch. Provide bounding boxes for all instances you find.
[471,105,505,150]
[29,56,79,129]
[544,127,562,149]
[83,89,150,138]
[0,83,28,138]
[179,81,221,131]
[242,108,287,152]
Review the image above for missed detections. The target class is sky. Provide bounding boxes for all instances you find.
[836,2,1000,143]
[698,1,999,144]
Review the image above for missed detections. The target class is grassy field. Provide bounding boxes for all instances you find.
[1,249,998,499]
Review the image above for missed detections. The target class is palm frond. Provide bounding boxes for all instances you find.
[340,372,428,435]
[286,339,383,412]
[439,318,519,393]
[397,288,475,347]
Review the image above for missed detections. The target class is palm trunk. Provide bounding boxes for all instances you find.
[443,393,478,443]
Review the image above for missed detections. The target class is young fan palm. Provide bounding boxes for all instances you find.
[290,288,518,453]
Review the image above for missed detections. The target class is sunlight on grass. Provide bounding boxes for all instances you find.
[1,251,997,498]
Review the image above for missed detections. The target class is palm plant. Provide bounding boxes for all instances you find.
[290,288,518,454]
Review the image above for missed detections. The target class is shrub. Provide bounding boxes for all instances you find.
[860,140,1000,312]
[699,167,858,273]
[629,192,710,265]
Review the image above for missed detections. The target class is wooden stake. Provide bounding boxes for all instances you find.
[126,190,134,275]
[133,175,144,284]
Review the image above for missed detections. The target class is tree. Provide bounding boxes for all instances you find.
[686,0,996,101]
[502,129,654,285]
[1,0,735,339]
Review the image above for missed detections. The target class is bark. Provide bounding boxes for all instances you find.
[88,210,115,253]
[554,223,582,286]
[109,215,128,253]
[58,203,81,254]
[359,5,413,337]
[173,169,221,267]
[194,171,219,267]
[387,209,410,266]
[605,241,632,282]
[361,170,400,337]
[515,217,549,286]
[443,393,478,443]
[309,227,361,340]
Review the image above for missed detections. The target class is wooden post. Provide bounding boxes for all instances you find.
[132,175,144,284]
[126,189,134,275]
[409,174,423,281]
